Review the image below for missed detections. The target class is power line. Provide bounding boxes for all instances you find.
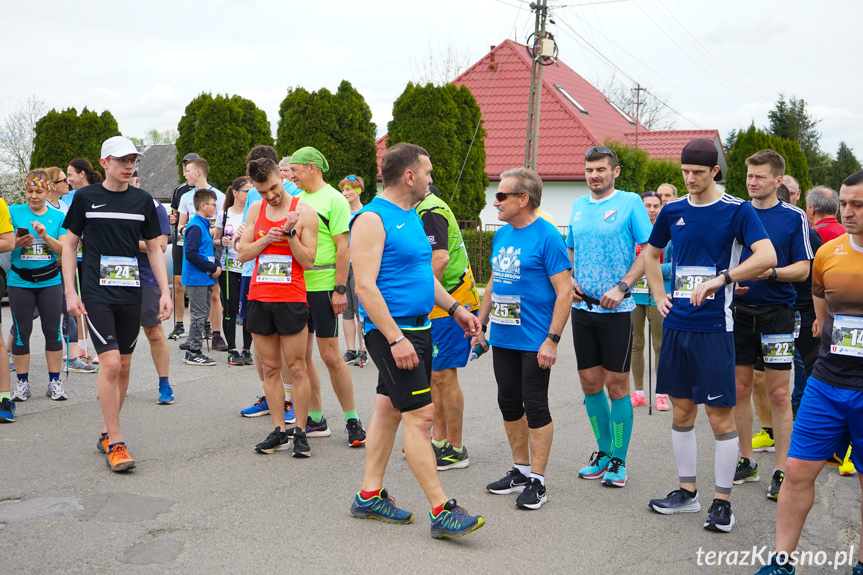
[643,89,704,129]
[491,0,529,11]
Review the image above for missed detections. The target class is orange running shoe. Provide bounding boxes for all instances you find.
[97,432,109,454]
[106,442,135,472]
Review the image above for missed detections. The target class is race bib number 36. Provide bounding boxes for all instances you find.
[673,266,715,300]
[99,256,140,287]
[490,293,521,325]
[831,315,863,358]
[256,254,292,284]
[761,334,794,364]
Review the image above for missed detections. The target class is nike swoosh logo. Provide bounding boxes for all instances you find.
[707,394,723,401]
[92,203,107,209]
[396,223,405,229]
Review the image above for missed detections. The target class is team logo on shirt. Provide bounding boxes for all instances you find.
[492,246,521,280]
[675,217,686,226]
[573,212,581,221]
[604,210,618,222]
[834,243,847,255]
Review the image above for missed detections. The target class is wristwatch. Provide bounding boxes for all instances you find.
[768,268,778,281]
[720,269,733,285]
[283,228,297,238]
[334,284,347,294]
[547,333,561,343]
[617,280,629,292]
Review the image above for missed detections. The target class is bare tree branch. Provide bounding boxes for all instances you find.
[411,39,474,86]
[0,95,47,173]
[596,73,676,131]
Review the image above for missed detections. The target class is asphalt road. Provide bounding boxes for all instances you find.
[1,306,859,575]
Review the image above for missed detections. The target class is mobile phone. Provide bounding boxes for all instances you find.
[16,227,28,237]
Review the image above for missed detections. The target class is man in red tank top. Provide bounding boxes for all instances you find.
[238,158,320,457]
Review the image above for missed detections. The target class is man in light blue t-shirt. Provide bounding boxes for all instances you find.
[566,146,653,489]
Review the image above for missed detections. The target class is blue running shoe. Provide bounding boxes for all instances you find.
[157,383,174,405]
[753,554,795,574]
[0,397,16,423]
[350,489,413,524]
[578,450,610,480]
[284,401,296,424]
[241,396,270,418]
[429,499,485,539]
[602,457,627,488]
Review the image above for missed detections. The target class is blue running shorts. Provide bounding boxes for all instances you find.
[656,328,736,407]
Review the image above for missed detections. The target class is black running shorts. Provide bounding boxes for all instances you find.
[570,308,633,373]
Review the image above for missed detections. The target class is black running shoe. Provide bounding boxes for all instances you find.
[346,418,366,447]
[255,427,291,454]
[648,488,701,515]
[733,457,760,484]
[486,467,529,494]
[211,333,229,352]
[228,351,244,366]
[183,351,216,366]
[343,350,358,363]
[167,324,185,340]
[293,428,311,458]
[179,339,189,351]
[768,470,784,500]
[515,478,547,509]
[241,350,254,365]
[703,499,735,533]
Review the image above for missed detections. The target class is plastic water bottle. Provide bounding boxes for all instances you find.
[469,344,487,361]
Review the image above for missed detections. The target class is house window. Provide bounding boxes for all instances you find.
[554,84,588,115]
[607,99,635,124]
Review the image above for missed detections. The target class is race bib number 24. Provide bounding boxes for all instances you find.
[99,256,140,287]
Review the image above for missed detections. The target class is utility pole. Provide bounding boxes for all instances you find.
[632,83,644,149]
[524,0,549,171]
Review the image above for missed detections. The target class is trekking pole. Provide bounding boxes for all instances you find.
[647,288,653,416]
[64,304,70,377]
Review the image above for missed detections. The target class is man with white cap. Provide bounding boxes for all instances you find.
[62,136,173,473]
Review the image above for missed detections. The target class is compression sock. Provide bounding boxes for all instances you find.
[309,410,324,424]
[159,376,170,387]
[584,390,612,454]
[48,372,60,382]
[344,409,358,423]
[715,430,739,496]
[610,395,634,462]
[671,424,697,484]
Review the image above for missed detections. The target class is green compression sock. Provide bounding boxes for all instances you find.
[584,390,612,454]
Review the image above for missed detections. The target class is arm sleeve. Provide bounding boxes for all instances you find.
[420,211,449,251]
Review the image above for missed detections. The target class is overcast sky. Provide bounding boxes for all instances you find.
[2,0,860,163]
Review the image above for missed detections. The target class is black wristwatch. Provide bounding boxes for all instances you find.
[547,332,561,343]
[481,324,487,333]
[283,228,297,238]
[334,284,347,294]
[720,269,733,285]
[768,268,778,281]
[617,280,629,292]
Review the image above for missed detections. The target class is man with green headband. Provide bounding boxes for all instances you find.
[290,147,365,447]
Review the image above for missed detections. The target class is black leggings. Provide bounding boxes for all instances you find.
[219,270,252,351]
[492,346,552,429]
[9,284,64,355]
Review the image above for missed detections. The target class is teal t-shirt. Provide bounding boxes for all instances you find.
[8,204,66,288]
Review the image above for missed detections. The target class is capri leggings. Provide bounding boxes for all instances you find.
[219,270,252,351]
[9,284,64,355]
[492,345,552,429]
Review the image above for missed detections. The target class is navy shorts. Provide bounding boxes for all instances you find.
[431,312,475,371]
[788,376,863,468]
[656,328,736,407]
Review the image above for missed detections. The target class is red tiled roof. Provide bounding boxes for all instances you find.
[376,39,721,182]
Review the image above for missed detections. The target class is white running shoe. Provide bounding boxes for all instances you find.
[12,380,30,402]
[47,380,68,401]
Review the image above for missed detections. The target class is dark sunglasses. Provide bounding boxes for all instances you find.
[585,146,618,160]
[55,178,68,184]
[495,192,523,202]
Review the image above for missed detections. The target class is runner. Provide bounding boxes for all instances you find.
[477,167,571,509]
[731,149,813,501]
[290,147,365,447]
[214,177,254,365]
[238,158,318,456]
[567,146,653,488]
[0,195,14,423]
[415,183,481,470]
[62,136,173,472]
[644,137,776,532]
[136,197,173,403]
[339,175,368,368]
[167,152,199,340]
[348,142,484,538]
[8,170,68,402]
[805,185,845,242]
[657,183,678,206]
[630,190,671,411]
[753,170,863,574]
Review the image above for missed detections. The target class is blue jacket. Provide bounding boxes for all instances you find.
[182,214,217,287]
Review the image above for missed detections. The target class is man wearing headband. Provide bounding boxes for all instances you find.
[644,137,776,532]
[567,145,653,489]
[731,150,813,501]
[290,146,365,447]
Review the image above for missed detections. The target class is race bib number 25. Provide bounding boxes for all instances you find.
[490,293,521,325]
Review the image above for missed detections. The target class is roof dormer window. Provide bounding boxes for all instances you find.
[554,84,588,115]
[606,99,635,124]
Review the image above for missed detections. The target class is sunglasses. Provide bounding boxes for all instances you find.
[55,178,68,184]
[495,192,523,202]
[345,175,357,181]
[585,146,618,159]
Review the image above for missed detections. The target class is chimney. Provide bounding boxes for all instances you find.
[488,45,498,71]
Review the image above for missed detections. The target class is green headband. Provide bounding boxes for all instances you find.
[290,147,329,172]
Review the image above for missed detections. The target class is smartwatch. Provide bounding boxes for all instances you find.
[768,268,778,281]
[283,228,297,238]
[617,280,629,292]
[334,284,347,294]
[547,333,561,343]
[720,269,733,285]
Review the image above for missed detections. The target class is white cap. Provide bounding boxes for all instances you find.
[101,136,144,159]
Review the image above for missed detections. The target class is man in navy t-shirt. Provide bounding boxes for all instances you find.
[643,138,776,533]
[731,150,814,500]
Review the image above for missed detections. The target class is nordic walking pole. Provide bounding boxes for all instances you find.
[64,302,70,377]
[647,287,653,416]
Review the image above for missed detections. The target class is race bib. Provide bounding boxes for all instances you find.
[831,315,863,358]
[226,254,243,274]
[761,334,794,364]
[793,311,801,339]
[631,276,649,295]
[673,266,715,300]
[99,256,140,287]
[77,243,83,262]
[21,239,50,261]
[256,254,292,284]
[490,293,521,325]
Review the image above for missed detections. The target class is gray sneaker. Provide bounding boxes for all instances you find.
[11,380,30,402]
[67,357,98,373]
[47,380,68,401]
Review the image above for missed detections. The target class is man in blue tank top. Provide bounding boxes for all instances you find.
[643,138,776,533]
[348,143,485,539]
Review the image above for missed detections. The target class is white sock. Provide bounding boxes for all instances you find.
[514,463,531,477]
[530,472,545,486]
[715,431,739,495]
[635,390,645,397]
[284,384,292,402]
[671,424,697,484]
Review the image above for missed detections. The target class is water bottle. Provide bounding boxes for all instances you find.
[469,344,487,361]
